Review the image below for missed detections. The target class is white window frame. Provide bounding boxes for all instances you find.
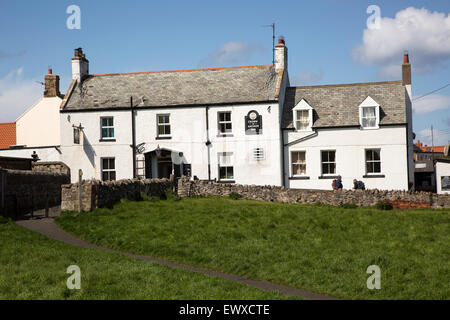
[321,150,336,176]
[365,148,382,175]
[291,151,307,176]
[100,116,115,140]
[218,111,232,135]
[359,96,380,129]
[101,157,116,181]
[157,114,171,137]
[218,152,234,181]
[293,99,313,132]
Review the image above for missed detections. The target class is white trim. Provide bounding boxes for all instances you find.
[290,150,307,177]
[359,96,380,129]
[156,113,171,137]
[293,99,313,132]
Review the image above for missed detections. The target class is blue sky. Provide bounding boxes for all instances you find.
[1,0,449,145]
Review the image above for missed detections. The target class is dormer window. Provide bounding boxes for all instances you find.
[293,99,313,131]
[359,96,380,129]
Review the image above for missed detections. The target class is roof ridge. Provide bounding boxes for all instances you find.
[91,64,274,77]
[0,122,16,125]
[289,80,402,89]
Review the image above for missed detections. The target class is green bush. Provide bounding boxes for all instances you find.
[0,216,9,224]
[164,189,181,201]
[229,192,242,200]
[140,193,160,202]
[339,202,357,209]
[375,201,393,210]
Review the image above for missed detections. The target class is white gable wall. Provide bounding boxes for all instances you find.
[284,125,409,190]
[16,97,62,147]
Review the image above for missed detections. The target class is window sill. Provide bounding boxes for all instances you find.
[99,139,116,142]
[363,174,385,178]
[217,134,233,137]
[156,136,172,140]
[218,180,235,184]
[289,176,310,180]
[360,126,379,130]
[318,175,339,179]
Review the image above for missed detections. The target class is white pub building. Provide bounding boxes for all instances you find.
[58,38,414,190]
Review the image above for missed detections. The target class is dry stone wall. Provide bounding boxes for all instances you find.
[177,177,450,209]
[61,178,174,212]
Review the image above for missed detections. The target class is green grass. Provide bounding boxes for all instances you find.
[56,197,450,300]
[0,220,292,299]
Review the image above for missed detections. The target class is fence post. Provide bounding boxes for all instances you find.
[30,186,34,219]
[0,170,5,217]
[78,169,83,213]
[45,192,49,218]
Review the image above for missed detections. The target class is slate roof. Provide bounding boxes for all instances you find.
[62,65,278,111]
[0,122,16,149]
[282,81,407,129]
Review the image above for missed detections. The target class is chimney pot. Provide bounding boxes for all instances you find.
[44,69,60,98]
[402,51,411,86]
[275,36,288,71]
[403,51,410,64]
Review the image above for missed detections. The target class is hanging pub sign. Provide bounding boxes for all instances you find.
[245,110,262,134]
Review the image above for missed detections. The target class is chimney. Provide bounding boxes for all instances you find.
[72,48,89,81]
[44,68,61,98]
[402,51,411,86]
[275,36,288,72]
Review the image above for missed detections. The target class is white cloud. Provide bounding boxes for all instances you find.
[413,94,450,114]
[0,68,42,122]
[353,7,450,77]
[292,70,324,85]
[199,41,264,67]
[416,128,450,146]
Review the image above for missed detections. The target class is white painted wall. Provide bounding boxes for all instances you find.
[0,147,61,162]
[16,97,62,147]
[436,161,450,194]
[60,102,283,185]
[284,126,409,190]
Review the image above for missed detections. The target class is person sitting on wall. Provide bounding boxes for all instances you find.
[332,175,343,190]
[353,179,366,190]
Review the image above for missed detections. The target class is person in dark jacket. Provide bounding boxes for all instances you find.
[353,179,365,190]
[332,175,343,190]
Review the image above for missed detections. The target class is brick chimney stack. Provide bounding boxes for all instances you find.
[72,48,89,81]
[44,68,61,98]
[275,36,288,72]
[402,51,411,86]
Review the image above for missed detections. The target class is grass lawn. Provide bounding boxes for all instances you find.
[0,219,292,299]
[56,196,450,300]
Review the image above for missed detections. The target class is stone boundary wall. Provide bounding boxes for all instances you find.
[177,177,450,209]
[61,178,174,212]
[0,169,70,218]
[32,162,71,178]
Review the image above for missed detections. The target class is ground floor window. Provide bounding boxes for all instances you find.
[291,151,306,175]
[101,157,116,181]
[218,152,234,181]
[366,149,381,174]
[321,150,336,175]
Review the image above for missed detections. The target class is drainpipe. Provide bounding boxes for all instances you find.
[131,96,136,179]
[205,106,211,181]
[281,129,286,187]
